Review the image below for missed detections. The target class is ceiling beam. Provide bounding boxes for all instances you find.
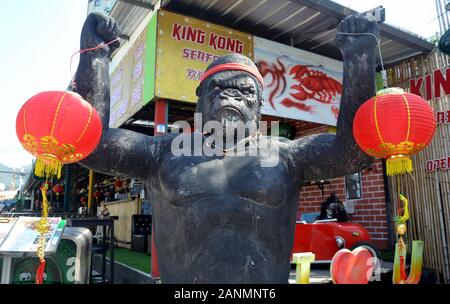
[289,0,433,52]
[118,0,154,10]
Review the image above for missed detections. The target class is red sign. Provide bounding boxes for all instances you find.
[410,67,450,100]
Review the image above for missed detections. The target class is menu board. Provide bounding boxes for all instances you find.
[0,217,66,256]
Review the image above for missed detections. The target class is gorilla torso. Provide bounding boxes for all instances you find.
[148,135,299,283]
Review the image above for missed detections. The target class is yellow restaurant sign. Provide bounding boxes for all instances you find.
[155,9,254,103]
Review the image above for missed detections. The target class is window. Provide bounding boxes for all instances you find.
[345,172,362,200]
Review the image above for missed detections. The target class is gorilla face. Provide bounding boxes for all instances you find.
[196,70,262,141]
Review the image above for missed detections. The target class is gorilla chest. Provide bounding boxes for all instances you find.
[158,154,292,207]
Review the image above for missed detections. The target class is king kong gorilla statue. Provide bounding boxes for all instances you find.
[73,12,379,283]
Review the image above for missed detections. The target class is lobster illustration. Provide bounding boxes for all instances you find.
[257,57,287,109]
[257,57,343,117]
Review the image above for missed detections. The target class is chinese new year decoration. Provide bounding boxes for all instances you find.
[53,184,64,197]
[15,90,102,284]
[16,91,102,179]
[392,195,424,284]
[354,87,432,284]
[114,178,123,190]
[353,87,436,176]
[94,190,102,203]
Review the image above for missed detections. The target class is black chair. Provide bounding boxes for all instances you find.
[131,215,152,253]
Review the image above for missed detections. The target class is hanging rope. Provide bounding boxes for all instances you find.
[69,37,120,88]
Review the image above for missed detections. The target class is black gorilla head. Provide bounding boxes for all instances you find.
[318,192,348,222]
[195,53,264,138]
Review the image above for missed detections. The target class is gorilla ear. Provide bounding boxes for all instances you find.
[195,86,202,97]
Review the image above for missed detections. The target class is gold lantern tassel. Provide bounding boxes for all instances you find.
[34,155,62,179]
[35,183,50,284]
[386,155,413,176]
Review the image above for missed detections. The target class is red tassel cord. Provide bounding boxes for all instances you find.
[35,258,46,284]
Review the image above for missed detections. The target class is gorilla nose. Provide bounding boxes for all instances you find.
[220,88,243,101]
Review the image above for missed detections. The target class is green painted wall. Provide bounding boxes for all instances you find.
[143,12,158,105]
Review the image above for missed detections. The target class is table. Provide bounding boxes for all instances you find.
[66,217,118,283]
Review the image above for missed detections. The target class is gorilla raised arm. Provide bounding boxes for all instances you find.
[72,13,172,179]
[288,14,377,183]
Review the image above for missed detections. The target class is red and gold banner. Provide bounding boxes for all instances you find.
[155,9,253,103]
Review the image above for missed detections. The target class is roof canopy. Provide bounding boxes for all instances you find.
[111,0,434,66]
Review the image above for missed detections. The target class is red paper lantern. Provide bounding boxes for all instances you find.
[353,88,436,175]
[53,184,64,196]
[114,178,123,189]
[16,91,102,179]
[80,196,87,203]
[94,190,102,199]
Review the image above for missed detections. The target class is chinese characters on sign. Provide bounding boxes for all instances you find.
[109,28,147,128]
[155,10,253,103]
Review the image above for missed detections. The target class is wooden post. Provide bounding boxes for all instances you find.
[87,169,95,215]
[151,99,168,280]
[63,164,71,212]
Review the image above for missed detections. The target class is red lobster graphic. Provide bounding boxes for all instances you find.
[257,57,342,116]
[257,57,287,109]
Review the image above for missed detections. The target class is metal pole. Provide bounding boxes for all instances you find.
[1,256,12,284]
[151,99,168,280]
[437,0,445,36]
[63,164,71,212]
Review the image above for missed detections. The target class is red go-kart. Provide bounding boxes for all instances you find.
[291,217,380,263]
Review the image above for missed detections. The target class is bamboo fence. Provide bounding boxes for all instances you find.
[386,49,450,283]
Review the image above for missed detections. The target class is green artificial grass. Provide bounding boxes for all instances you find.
[107,248,151,274]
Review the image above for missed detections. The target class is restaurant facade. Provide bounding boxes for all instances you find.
[19,0,441,282]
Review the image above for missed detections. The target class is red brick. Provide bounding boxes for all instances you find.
[371,180,385,186]
[364,216,375,221]
[375,227,388,232]
[371,222,383,227]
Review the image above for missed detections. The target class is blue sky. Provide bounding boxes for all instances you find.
[0,0,88,168]
[0,0,441,169]
[334,0,441,39]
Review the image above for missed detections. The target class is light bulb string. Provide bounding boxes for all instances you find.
[69,37,120,88]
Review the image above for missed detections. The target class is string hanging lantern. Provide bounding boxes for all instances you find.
[16,91,102,284]
[14,37,118,284]
[353,87,436,176]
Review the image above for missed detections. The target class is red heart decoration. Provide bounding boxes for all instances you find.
[330,247,374,284]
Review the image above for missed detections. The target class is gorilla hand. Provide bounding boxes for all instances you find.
[80,12,121,59]
[335,14,380,55]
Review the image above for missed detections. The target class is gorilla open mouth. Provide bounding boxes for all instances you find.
[216,106,244,125]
